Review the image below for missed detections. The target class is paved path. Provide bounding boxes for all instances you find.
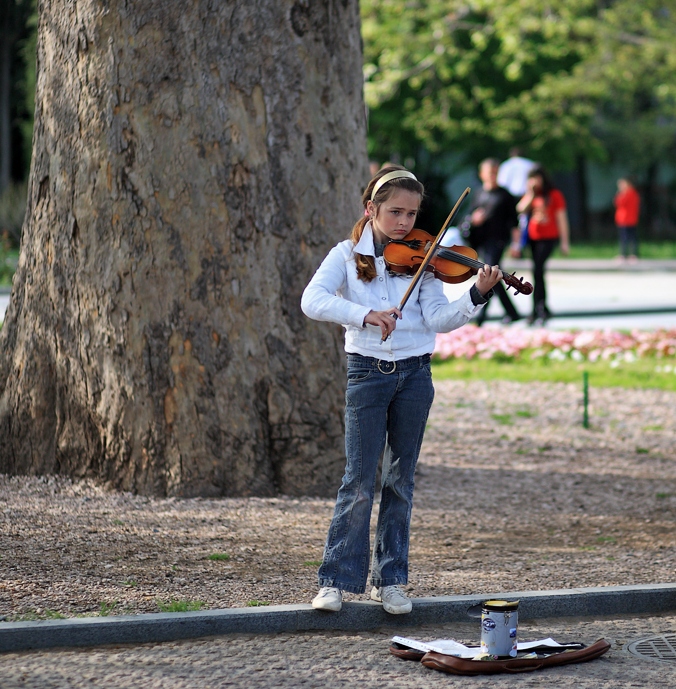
[4,260,676,330]
[442,260,676,330]
[3,613,676,688]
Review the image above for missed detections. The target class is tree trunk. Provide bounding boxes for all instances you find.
[0,0,368,497]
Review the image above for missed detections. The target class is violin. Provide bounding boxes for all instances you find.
[383,229,533,296]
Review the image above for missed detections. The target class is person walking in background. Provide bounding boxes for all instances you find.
[614,177,640,263]
[467,158,521,325]
[497,147,536,256]
[517,166,570,326]
[497,147,536,199]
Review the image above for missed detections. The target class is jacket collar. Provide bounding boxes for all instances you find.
[353,222,376,257]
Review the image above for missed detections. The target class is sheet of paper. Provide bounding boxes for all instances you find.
[392,636,478,658]
[392,635,577,658]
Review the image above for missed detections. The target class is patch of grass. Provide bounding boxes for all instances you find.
[579,546,597,551]
[303,560,323,567]
[636,447,650,454]
[515,409,537,418]
[596,536,616,544]
[122,578,138,588]
[157,599,205,613]
[112,519,124,526]
[208,553,230,561]
[643,425,664,431]
[432,356,676,391]
[560,240,676,260]
[246,600,271,607]
[14,609,67,621]
[656,493,673,499]
[491,413,512,425]
[99,601,117,616]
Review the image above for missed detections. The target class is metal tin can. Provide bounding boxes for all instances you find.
[480,599,519,658]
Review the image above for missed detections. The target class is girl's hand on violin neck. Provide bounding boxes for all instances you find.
[364,308,402,339]
[475,264,502,296]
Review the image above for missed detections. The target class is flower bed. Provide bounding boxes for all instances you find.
[434,326,676,365]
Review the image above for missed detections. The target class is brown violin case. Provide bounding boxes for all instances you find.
[390,638,611,675]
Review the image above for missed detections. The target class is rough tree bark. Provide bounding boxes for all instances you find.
[0,0,368,497]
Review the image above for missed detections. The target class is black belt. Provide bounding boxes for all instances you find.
[346,353,431,375]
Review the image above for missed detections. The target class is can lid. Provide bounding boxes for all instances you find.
[482,599,519,611]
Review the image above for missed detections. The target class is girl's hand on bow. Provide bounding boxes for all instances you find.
[364,308,402,340]
[475,264,502,297]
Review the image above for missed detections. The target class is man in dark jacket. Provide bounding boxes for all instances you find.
[467,158,521,325]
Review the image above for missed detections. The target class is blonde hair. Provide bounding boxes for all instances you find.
[350,165,424,281]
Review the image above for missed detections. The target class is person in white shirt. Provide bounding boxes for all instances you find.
[498,148,536,256]
[301,165,501,614]
[497,147,536,198]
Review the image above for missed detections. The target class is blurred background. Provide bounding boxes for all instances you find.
[1,0,676,295]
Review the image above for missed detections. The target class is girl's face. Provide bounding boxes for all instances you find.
[367,188,421,244]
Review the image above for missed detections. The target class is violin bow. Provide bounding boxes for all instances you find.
[381,187,471,343]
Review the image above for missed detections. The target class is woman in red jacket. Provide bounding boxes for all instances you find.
[517,166,570,326]
[614,178,640,263]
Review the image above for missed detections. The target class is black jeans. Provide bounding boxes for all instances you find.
[529,238,558,319]
[474,239,520,325]
[618,225,638,257]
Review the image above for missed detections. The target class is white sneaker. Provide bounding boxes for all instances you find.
[312,587,342,611]
[371,585,412,614]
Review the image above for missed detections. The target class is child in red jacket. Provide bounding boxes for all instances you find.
[614,178,640,263]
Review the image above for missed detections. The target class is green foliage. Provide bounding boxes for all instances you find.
[208,552,230,561]
[99,601,118,616]
[0,182,27,246]
[0,238,18,287]
[361,0,676,172]
[432,355,676,391]
[12,609,66,621]
[246,600,271,607]
[157,599,205,613]
[560,241,676,259]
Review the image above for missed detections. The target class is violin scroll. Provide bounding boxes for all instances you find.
[502,271,534,296]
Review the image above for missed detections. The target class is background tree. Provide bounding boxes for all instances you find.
[361,0,676,238]
[362,0,601,169]
[0,0,35,194]
[0,0,369,497]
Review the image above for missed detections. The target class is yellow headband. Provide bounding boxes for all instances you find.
[370,170,418,201]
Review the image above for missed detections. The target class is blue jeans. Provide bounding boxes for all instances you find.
[318,353,435,594]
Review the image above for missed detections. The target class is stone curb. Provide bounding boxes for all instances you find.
[2,583,676,654]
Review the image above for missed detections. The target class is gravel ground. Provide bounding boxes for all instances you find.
[2,379,676,620]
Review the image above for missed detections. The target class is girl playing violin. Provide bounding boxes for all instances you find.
[300,165,502,614]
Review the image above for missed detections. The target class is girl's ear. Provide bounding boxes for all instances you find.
[366,200,377,217]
